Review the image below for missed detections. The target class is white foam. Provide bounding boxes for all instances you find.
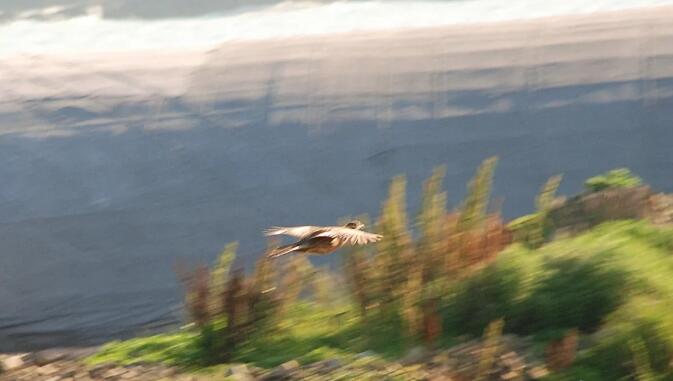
[2,0,672,56]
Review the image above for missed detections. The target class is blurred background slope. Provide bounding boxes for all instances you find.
[1,0,673,351]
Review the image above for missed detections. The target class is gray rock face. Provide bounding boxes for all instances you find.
[2,7,673,350]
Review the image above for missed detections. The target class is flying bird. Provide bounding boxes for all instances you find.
[264,220,382,258]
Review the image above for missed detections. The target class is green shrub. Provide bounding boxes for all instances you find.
[445,220,673,379]
[445,221,673,339]
[585,168,642,192]
[578,298,673,380]
[508,175,562,248]
[443,246,543,335]
[508,214,544,247]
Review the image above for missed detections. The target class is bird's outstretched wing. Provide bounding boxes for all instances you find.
[315,227,383,245]
[264,226,322,238]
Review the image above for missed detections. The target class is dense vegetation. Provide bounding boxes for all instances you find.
[88,163,673,380]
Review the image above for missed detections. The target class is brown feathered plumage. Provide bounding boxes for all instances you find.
[264,220,382,258]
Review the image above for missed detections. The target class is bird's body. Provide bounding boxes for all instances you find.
[264,220,382,258]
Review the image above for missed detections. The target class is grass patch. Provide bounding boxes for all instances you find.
[86,303,406,370]
[85,331,202,368]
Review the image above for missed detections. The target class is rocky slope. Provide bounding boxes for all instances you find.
[0,336,551,381]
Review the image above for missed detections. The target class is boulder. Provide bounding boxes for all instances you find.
[280,360,299,371]
[400,346,430,366]
[1,354,32,372]
[228,364,255,381]
[88,363,115,378]
[260,360,301,380]
[355,350,377,359]
[36,364,60,376]
[101,367,128,380]
[316,359,342,373]
[33,349,68,366]
[526,366,550,380]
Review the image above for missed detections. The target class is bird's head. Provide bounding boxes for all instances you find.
[344,220,365,230]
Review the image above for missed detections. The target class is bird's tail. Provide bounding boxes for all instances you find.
[266,243,302,258]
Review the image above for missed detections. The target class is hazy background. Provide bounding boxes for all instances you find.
[3,0,672,22]
[4,0,673,55]
[1,0,274,22]
[2,0,673,351]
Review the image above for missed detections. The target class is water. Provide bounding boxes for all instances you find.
[2,0,673,56]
